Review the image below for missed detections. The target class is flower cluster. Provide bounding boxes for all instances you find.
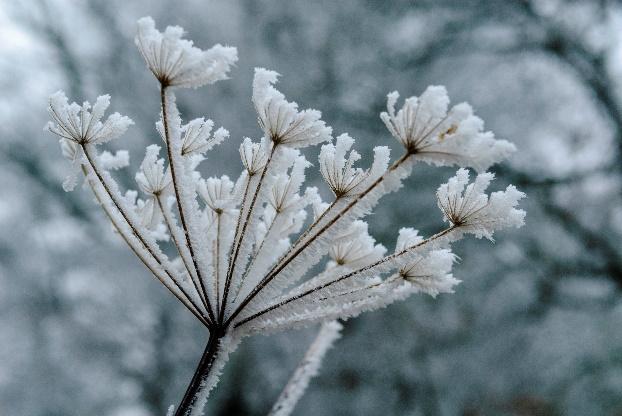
[45,16,525,416]
[380,87,516,172]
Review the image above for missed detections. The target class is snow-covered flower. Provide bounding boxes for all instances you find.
[99,150,130,171]
[56,139,83,192]
[268,154,310,213]
[437,168,526,240]
[328,221,386,269]
[46,91,133,145]
[252,68,332,147]
[135,145,172,195]
[198,175,238,214]
[394,228,459,297]
[135,16,237,88]
[319,134,369,198]
[136,197,165,235]
[380,87,515,172]
[45,16,526,416]
[240,137,269,175]
[46,91,133,191]
[181,118,229,156]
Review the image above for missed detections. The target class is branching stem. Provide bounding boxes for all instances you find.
[80,153,210,326]
[156,194,199,288]
[225,152,412,327]
[235,225,455,327]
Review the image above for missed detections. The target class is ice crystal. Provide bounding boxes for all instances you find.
[253,68,332,147]
[135,16,237,88]
[437,168,526,240]
[380,87,516,172]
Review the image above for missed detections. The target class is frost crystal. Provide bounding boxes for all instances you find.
[253,68,332,147]
[135,16,237,88]
[181,118,229,157]
[437,168,526,240]
[46,91,133,191]
[380,87,516,172]
[45,16,526,416]
[319,133,370,197]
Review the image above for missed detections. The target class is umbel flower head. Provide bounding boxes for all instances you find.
[46,91,133,146]
[45,91,133,191]
[437,168,526,240]
[44,16,526,416]
[394,228,459,297]
[252,68,332,147]
[135,145,172,196]
[319,134,370,198]
[135,16,237,88]
[380,87,516,172]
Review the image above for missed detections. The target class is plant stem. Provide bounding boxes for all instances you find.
[160,85,216,322]
[175,331,224,416]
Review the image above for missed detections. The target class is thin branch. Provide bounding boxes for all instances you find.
[235,225,454,328]
[156,194,198,286]
[232,210,278,303]
[80,164,210,327]
[160,85,216,323]
[214,213,222,314]
[221,145,277,322]
[268,321,343,416]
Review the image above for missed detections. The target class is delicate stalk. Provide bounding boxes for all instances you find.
[231,205,280,304]
[156,194,199,288]
[268,321,342,416]
[160,85,216,323]
[79,163,210,326]
[220,145,277,321]
[235,225,455,328]
[214,212,222,314]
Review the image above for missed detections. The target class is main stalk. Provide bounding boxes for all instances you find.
[174,330,224,416]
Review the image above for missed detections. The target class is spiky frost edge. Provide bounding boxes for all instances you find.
[268,321,343,416]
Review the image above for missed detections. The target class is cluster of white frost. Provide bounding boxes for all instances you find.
[45,16,525,416]
[380,87,516,172]
[135,16,237,88]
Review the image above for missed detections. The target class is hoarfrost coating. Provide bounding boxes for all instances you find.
[45,16,525,416]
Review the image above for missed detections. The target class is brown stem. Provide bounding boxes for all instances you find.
[220,145,276,322]
[160,85,216,323]
[174,331,224,416]
[156,195,198,287]
[214,213,222,314]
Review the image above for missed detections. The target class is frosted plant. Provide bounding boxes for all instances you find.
[268,321,343,416]
[45,17,525,416]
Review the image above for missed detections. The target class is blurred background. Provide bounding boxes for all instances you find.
[1,0,622,415]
